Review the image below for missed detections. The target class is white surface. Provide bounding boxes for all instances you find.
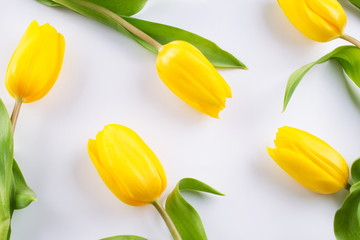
[1,0,360,239]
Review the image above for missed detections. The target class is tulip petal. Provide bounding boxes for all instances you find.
[88,139,145,206]
[90,125,167,206]
[305,0,346,34]
[278,0,346,42]
[18,21,39,47]
[5,21,65,103]
[25,30,65,103]
[156,41,230,118]
[267,147,346,194]
[274,127,349,185]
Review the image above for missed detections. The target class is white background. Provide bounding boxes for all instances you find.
[1,0,360,239]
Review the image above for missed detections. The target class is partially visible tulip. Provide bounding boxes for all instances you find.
[278,0,347,42]
[88,124,167,206]
[156,40,231,118]
[267,126,349,194]
[5,20,65,103]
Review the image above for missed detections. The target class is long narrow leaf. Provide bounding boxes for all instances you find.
[0,98,14,240]
[35,0,61,6]
[348,0,360,9]
[283,46,360,111]
[36,0,246,68]
[36,0,147,16]
[124,17,246,68]
[101,235,147,240]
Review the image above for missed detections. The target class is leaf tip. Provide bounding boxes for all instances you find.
[236,61,247,70]
[282,98,289,112]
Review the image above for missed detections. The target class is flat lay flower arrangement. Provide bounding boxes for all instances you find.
[0,0,360,239]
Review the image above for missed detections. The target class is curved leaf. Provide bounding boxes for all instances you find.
[348,0,360,8]
[165,178,224,240]
[37,0,246,68]
[283,46,360,111]
[124,17,246,68]
[101,235,147,240]
[351,158,360,184]
[12,160,36,210]
[35,0,61,7]
[334,182,360,240]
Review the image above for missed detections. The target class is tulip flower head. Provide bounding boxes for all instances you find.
[278,0,347,42]
[267,126,349,194]
[88,124,167,206]
[5,20,65,103]
[156,41,231,118]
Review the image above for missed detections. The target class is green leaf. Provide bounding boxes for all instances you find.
[124,17,246,68]
[101,236,147,240]
[0,99,36,239]
[283,46,360,111]
[165,178,224,240]
[35,0,62,7]
[348,0,360,9]
[12,160,36,210]
[37,0,246,68]
[36,0,147,16]
[86,0,147,16]
[334,182,360,240]
[351,158,360,184]
[0,98,14,240]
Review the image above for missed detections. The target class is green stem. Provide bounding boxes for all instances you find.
[10,99,22,133]
[345,182,352,191]
[0,219,11,240]
[152,199,182,240]
[340,34,360,49]
[52,0,163,50]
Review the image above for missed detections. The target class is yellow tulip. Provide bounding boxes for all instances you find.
[88,124,167,206]
[156,40,231,118]
[278,0,347,42]
[5,20,65,103]
[267,126,349,194]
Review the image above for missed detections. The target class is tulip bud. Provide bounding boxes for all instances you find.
[267,126,349,194]
[5,20,65,103]
[156,41,231,118]
[88,124,167,206]
[278,0,347,42]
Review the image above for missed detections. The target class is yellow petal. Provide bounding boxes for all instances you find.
[278,0,346,42]
[268,126,349,194]
[156,41,231,118]
[88,139,145,206]
[306,0,347,34]
[274,127,348,184]
[267,147,346,194]
[5,20,65,103]
[89,124,167,206]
